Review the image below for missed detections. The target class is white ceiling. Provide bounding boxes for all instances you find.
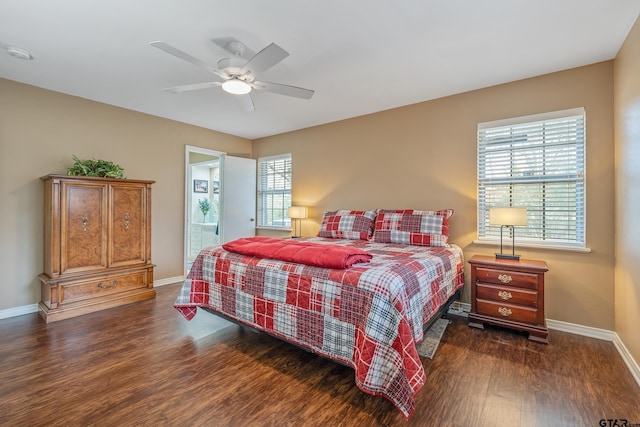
[1,1,639,140]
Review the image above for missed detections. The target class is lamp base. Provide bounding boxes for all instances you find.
[495,253,521,261]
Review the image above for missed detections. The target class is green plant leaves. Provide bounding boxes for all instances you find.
[198,198,211,215]
[66,155,126,178]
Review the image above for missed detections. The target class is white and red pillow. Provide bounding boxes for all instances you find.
[317,210,376,240]
[373,209,453,246]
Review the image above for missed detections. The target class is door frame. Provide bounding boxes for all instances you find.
[184,145,226,277]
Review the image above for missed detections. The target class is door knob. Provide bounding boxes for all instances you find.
[250,218,255,222]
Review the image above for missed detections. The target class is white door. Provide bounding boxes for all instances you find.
[219,155,256,243]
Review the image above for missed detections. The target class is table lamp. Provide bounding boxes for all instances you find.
[288,206,308,238]
[489,207,527,260]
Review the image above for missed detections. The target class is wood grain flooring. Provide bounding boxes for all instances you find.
[1,282,639,427]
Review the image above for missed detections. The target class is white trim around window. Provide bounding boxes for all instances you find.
[257,153,292,230]
[477,108,587,251]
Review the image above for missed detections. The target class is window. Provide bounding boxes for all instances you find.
[477,108,586,248]
[257,154,292,229]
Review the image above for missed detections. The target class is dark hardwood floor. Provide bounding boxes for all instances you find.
[1,283,639,427]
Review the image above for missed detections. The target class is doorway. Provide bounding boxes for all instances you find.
[185,147,222,274]
[184,146,257,276]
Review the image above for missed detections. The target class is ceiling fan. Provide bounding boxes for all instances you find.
[150,38,314,112]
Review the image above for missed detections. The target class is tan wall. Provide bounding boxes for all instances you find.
[254,62,616,330]
[0,78,251,310]
[614,17,640,366]
[0,59,622,334]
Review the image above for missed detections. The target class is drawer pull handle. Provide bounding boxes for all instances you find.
[124,213,130,230]
[97,280,117,289]
[498,307,512,317]
[498,291,513,300]
[498,274,512,284]
[82,215,88,232]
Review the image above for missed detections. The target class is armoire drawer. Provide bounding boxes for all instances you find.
[60,271,147,304]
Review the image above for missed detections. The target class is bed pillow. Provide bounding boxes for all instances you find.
[373,209,453,246]
[317,210,377,240]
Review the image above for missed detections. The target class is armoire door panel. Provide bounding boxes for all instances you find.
[61,183,108,273]
[110,185,146,266]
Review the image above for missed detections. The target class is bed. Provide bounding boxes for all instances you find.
[174,209,465,418]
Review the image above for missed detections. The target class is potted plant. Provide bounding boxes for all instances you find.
[66,155,126,178]
[198,198,211,222]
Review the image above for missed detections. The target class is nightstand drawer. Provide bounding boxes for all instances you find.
[476,300,537,324]
[475,267,538,290]
[476,283,537,307]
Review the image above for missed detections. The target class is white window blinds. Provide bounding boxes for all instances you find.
[257,154,292,228]
[477,108,586,247]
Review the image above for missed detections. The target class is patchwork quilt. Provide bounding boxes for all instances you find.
[174,237,464,418]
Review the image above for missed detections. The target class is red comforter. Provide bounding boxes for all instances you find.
[222,236,372,269]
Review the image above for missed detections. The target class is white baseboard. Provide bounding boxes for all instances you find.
[0,276,185,320]
[545,318,616,341]
[154,276,184,287]
[0,304,39,320]
[613,333,640,387]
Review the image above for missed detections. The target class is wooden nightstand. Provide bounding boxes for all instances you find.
[468,255,549,343]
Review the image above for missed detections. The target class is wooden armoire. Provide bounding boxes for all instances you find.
[39,174,156,323]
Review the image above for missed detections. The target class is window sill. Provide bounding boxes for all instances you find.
[472,240,592,254]
[256,226,292,232]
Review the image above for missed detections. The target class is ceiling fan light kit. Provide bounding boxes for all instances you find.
[150,39,314,111]
[222,79,252,95]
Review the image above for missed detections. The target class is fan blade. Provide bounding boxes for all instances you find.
[236,93,255,112]
[240,43,289,76]
[150,41,226,80]
[252,81,314,100]
[162,82,222,93]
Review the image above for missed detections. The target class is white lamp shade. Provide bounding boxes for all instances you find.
[288,206,308,219]
[489,207,527,226]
